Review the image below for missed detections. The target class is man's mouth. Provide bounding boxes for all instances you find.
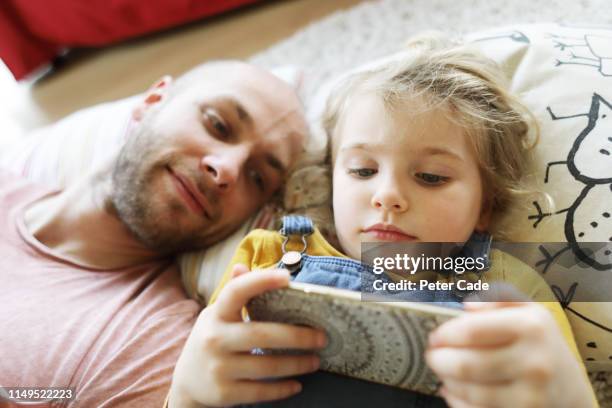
[167,166,212,219]
[362,223,417,242]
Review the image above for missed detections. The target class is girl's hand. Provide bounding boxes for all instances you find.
[169,264,327,408]
[426,302,595,408]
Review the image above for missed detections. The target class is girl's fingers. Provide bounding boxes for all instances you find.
[428,305,547,348]
[442,378,546,408]
[231,263,251,278]
[227,379,303,405]
[441,378,513,407]
[225,320,327,351]
[224,354,320,380]
[426,344,520,383]
[215,269,290,321]
[440,386,492,408]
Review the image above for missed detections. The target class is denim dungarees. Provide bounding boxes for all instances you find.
[278,215,491,305]
[247,215,493,408]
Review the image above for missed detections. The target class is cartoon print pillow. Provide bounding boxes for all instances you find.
[463,23,612,372]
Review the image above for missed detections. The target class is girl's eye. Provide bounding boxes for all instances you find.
[348,168,377,178]
[204,111,230,138]
[416,172,449,185]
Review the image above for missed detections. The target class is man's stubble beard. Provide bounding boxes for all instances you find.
[110,121,207,255]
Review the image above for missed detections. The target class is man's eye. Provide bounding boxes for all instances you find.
[249,169,265,192]
[347,168,377,178]
[204,111,230,138]
[416,172,449,185]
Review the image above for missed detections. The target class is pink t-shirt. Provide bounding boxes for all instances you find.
[0,170,200,407]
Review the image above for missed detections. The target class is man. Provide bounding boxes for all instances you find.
[0,61,321,407]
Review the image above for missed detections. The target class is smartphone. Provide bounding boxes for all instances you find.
[247,281,463,394]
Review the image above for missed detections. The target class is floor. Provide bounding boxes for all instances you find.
[1,0,364,131]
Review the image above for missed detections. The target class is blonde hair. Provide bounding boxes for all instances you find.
[323,34,542,239]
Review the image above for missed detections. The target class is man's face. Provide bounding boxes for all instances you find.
[111,63,306,253]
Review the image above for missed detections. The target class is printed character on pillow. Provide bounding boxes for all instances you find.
[469,23,611,404]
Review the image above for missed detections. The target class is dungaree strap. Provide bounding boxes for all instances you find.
[278,216,314,274]
[280,215,314,236]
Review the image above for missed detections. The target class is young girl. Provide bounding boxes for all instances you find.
[169,37,597,407]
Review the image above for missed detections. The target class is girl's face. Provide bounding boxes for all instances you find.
[332,92,491,259]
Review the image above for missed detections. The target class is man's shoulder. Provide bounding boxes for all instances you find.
[140,260,201,317]
[0,167,53,204]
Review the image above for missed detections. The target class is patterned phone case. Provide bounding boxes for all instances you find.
[247,281,462,395]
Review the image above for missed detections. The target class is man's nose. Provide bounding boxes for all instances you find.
[371,180,409,213]
[200,147,248,193]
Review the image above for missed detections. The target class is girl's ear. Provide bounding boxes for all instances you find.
[131,75,174,122]
[475,197,493,233]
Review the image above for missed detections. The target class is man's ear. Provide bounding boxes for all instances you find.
[475,197,493,233]
[132,75,174,122]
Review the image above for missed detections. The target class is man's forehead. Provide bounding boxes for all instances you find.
[185,67,304,128]
[179,62,307,159]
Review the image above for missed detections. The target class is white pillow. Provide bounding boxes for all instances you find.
[0,96,136,188]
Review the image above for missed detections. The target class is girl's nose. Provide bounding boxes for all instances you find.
[371,186,408,212]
